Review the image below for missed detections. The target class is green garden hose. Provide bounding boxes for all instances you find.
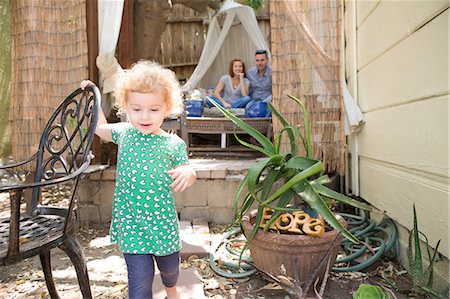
[209,227,257,278]
[332,210,398,272]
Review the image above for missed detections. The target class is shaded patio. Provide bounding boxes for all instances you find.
[0,161,414,299]
[0,213,413,299]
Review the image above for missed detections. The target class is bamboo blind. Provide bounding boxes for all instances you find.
[270,0,345,174]
[10,0,88,167]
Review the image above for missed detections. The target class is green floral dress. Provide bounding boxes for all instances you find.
[110,124,188,256]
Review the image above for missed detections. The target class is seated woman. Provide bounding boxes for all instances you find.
[207,58,251,109]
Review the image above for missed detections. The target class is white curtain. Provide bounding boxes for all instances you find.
[236,6,269,57]
[181,0,270,92]
[342,83,364,135]
[182,10,235,92]
[96,0,124,94]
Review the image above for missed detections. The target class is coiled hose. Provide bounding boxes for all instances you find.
[333,210,398,272]
[209,210,398,277]
[209,227,257,278]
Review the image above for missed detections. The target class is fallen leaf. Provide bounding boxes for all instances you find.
[16,279,26,285]
[187,255,199,262]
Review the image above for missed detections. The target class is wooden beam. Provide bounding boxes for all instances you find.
[86,0,101,163]
[86,0,99,84]
[118,0,134,68]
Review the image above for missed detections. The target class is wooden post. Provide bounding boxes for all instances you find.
[86,0,101,162]
[118,0,134,68]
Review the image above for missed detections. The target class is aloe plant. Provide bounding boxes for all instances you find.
[407,204,449,298]
[209,95,372,256]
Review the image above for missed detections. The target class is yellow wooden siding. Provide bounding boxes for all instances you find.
[354,0,449,273]
[359,157,448,257]
[358,10,448,112]
[356,0,380,27]
[357,1,448,69]
[359,95,448,182]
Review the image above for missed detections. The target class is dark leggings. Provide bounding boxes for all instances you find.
[123,251,180,299]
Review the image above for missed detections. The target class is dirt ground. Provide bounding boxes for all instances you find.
[0,222,417,299]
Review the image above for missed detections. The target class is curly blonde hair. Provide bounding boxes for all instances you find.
[114,61,182,116]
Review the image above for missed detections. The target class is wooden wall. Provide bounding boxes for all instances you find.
[345,0,449,286]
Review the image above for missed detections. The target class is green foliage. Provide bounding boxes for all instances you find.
[353,284,389,299]
[407,204,448,298]
[245,0,264,11]
[209,95,372,258]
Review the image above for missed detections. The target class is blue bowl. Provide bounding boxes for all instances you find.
[185,100,204,117]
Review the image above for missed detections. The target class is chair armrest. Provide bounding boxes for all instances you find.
[0,155,93,193]
[0,153,37,170]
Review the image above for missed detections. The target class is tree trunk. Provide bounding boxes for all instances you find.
[133,0,220,61]
[133,0,171,61]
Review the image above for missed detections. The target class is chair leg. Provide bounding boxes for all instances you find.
[59,235,93,299]
[39,250,61,299]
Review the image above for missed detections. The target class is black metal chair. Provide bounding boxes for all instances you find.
[0,85,100,298]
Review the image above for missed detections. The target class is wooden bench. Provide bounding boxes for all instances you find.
[187,117,272,150]
[161,107,272,154]
[0,86,100,298]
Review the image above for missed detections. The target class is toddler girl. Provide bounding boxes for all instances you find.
[81,61,196,299]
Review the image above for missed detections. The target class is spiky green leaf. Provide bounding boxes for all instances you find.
[233,132,274,156]
[287,95,313,157]
[296,184,359,243]
[240,205,265,261]
[310,181,372,211]
[261,160,323,205]
[247,156,284,202]
[413,204,423,275]
[270,103,298,155]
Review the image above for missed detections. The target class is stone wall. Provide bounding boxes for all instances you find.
[77,160,256,225]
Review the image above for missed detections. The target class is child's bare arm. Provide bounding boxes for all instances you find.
[80,80,114,142]
[167,164,197,192]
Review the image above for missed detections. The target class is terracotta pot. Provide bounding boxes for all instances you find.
[242,210,346,284]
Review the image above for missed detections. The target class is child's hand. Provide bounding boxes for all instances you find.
[168,165,197,192]
[80,79,95,90]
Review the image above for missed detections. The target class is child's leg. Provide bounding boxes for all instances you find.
[154,251,180,299]
[123,253,155,299]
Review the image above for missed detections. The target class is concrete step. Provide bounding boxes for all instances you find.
[150,218,210,299]
[179,218,210,260]
[152,267,206,299]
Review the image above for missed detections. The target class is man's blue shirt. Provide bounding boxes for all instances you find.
[246,65,272,100]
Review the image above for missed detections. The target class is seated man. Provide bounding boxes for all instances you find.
[245,49,272,117]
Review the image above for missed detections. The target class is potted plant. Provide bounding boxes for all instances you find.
[210,95,372,284]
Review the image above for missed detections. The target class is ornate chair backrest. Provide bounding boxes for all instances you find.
[31,86,100,218]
